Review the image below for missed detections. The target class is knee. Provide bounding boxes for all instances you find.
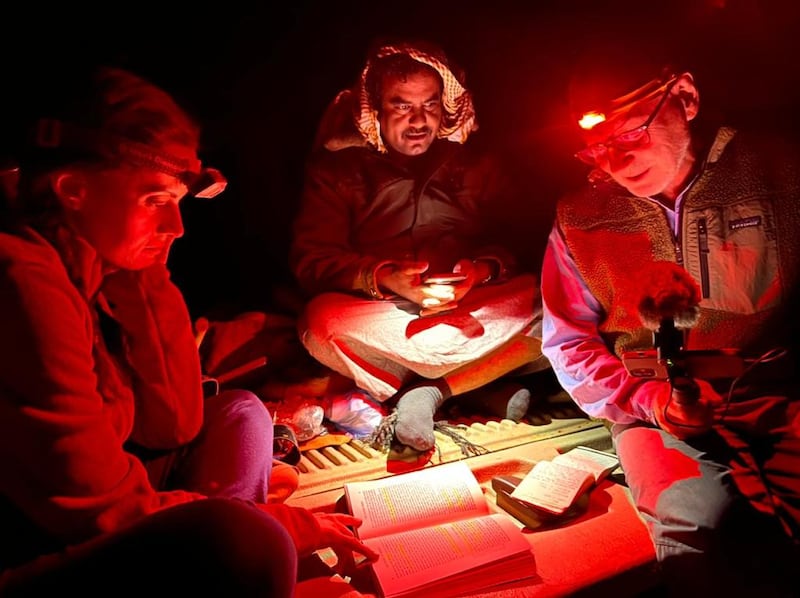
[657,480,735,531]
[633,483,736,561]
[613,426,737,543]
[207,391,273,437]
[184,499,297,596]
[299,295,342,344]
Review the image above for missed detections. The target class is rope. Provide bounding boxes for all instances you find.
[367,410,399,452]
[433,422,489,457]
[367,410,489,460]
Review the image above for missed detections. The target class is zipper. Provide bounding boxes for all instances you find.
[674,239,683,266]
[697,217,710,298]
[672,197,684,266]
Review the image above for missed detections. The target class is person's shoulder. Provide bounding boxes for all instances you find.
[717,121,799,152]
[444,133,503,172]
[556,172,614,205]
[0,226,73,298]
[311,88,370,153]
[305,143,375,172]
[0,227,62,276]
[0,226,56,265]
[302,144,392,197]
[553,170,636,230]
[711,125,800,176]
[453,131,494,157]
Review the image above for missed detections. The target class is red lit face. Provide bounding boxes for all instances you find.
[378,70,443,156]
[61,164,189,270]
[582,75,698,200]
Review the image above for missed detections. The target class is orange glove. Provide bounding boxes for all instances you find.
[652,378,722,440]
[260,503,379,575]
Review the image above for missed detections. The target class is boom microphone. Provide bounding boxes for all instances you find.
[624,262,744,398]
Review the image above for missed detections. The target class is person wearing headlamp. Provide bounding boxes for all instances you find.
[0,65,376,595]
[540,39,800,594]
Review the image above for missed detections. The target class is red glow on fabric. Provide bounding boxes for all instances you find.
[332,338,403,390]
[628,427,702,513]
[405,312,485,339]
[757,276,782,310]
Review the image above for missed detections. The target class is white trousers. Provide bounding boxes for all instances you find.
[298,274,541,401]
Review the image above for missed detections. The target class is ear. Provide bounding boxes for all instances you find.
[49,171,88,211]
[672,72,700,122]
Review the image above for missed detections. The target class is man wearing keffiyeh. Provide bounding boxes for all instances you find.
[290,39,549,458]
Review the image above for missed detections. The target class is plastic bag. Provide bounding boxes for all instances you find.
[290,403,326,442]
[325,390,386,439]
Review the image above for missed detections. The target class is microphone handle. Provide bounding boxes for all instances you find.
[670,373,700,405]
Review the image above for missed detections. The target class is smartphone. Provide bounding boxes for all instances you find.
[622,348,745,381]
[423,273,467,285]
[621,349,669,380]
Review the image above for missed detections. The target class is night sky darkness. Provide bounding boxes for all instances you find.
[3,1,799,318]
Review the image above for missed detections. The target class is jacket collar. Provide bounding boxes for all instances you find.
[47,223,109,301]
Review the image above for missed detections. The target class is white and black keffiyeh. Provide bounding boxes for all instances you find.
[355,43,478,153]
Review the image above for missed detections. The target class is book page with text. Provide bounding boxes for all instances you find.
[364,512,534,598]
[509,460,594,515]
[345,461,489,540]
[553,446,619,483]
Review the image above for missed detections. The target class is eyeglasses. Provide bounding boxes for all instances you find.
[574,78,677,166]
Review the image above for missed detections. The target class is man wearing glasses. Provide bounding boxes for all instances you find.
[540,40,799,594]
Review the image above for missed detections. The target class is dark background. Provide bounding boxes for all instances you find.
[3,0,799,319]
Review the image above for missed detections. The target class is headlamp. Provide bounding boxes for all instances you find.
[188,167,227,199]
[574,77,678,166]
[575,73,676,132]
[578,111,606,131]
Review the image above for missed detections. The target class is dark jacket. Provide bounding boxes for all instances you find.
[290,130,519,298]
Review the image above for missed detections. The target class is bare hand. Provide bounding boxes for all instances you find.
[376,260,429,303]
[419,258,491,315]
[314,512,379,575]
[378,259,489,315]
[376,260,457,313]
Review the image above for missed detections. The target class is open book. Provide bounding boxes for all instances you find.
[509,445,620,516]
[344,460,537,598]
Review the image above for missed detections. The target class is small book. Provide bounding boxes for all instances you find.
[343,460,537,598]
[509,445,620,516]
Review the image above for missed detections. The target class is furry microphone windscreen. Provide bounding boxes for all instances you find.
[637,262,702,330]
